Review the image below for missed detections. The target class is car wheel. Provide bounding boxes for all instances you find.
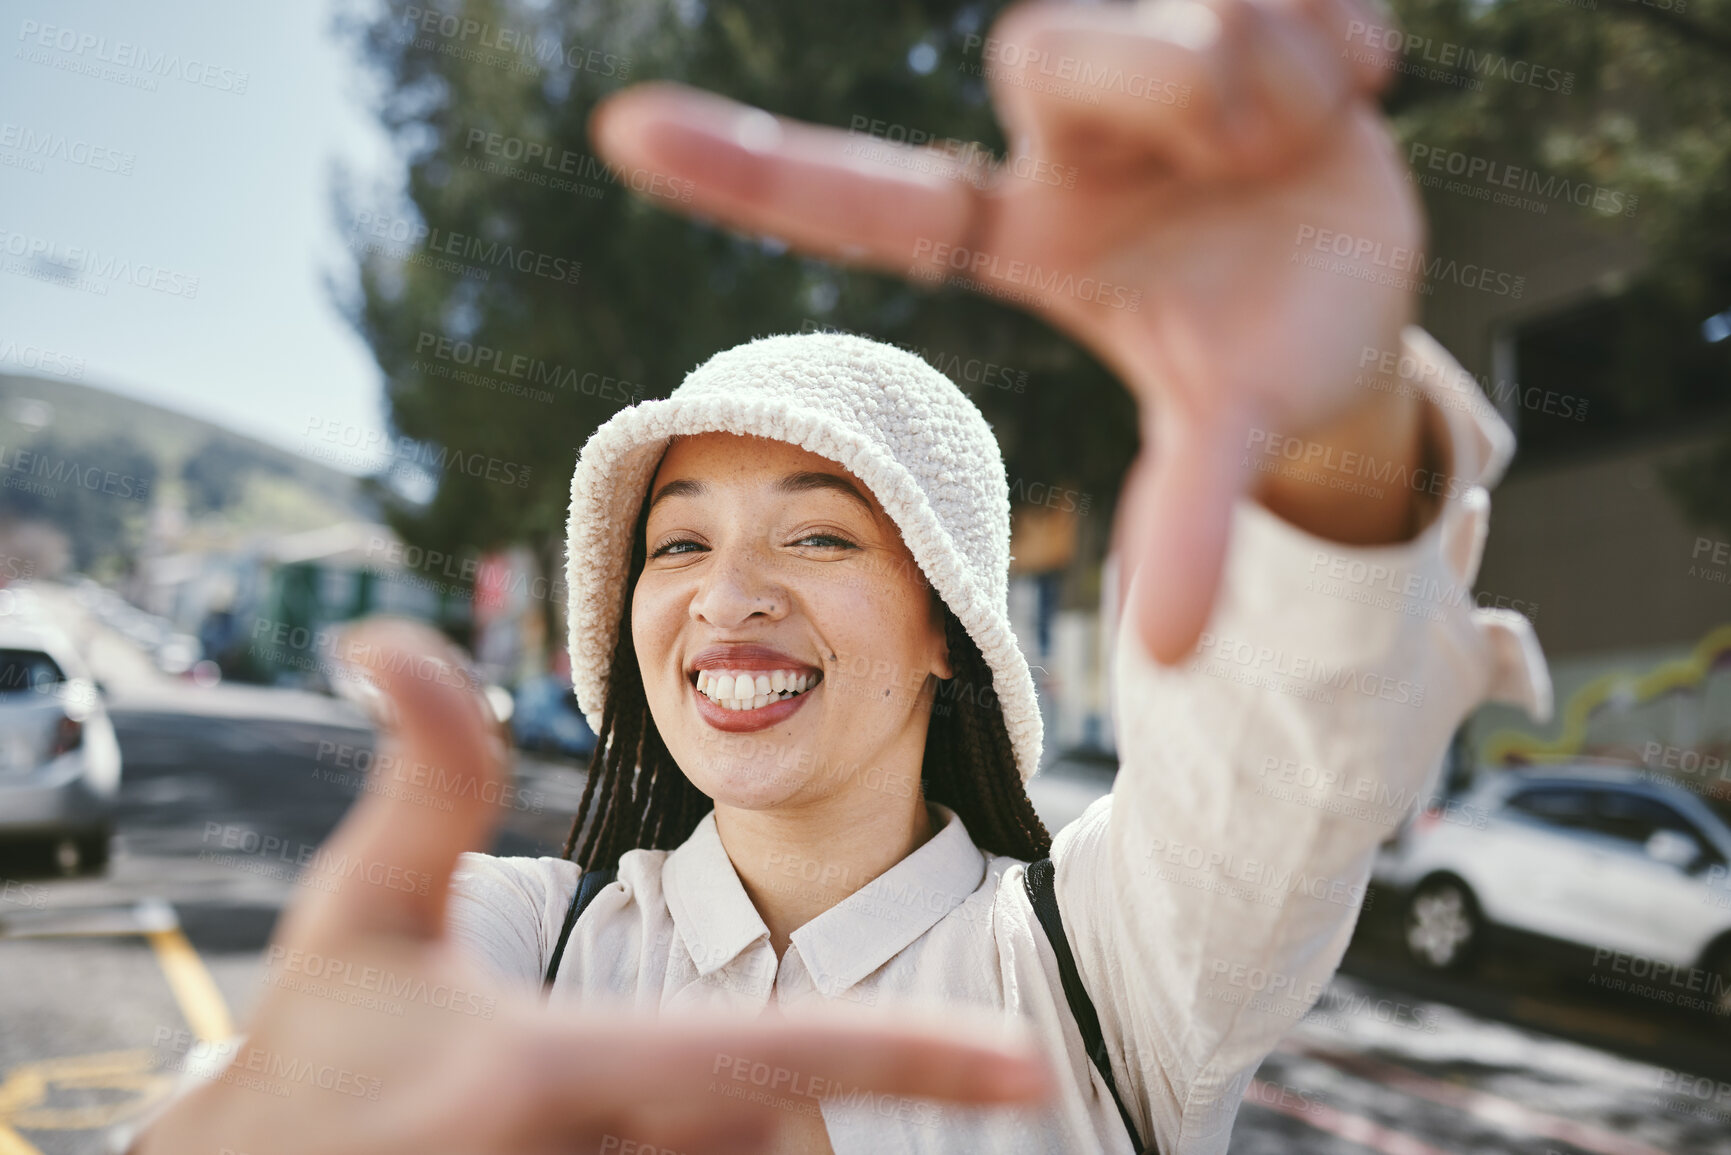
[56,829,111,876]
[78,830,111,875]
[1404,876,1481,971]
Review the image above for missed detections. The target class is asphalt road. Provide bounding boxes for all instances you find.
[1,678,1727,1152]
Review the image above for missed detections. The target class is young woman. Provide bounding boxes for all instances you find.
[129,0,1550,1152]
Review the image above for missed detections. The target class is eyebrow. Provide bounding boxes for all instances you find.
[647,470,878,520]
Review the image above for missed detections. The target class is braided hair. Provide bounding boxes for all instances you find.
[559,474,1052,871]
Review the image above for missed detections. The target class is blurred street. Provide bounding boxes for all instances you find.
[0,587,1726,1155]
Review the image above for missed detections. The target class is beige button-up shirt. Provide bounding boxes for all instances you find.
[453,326,1554,1154]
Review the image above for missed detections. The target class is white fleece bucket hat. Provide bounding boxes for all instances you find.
[565,330,1044,784]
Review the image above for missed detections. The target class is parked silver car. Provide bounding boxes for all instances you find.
[1372,765,1731,1009]
[0,621,122,873]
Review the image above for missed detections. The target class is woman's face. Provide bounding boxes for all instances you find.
[632,431,953,813]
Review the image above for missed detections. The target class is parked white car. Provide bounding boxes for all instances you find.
[1373,766,1731,1008]
[0,620,123,873]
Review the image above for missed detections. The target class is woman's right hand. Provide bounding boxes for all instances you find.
[129,620,1052,1155]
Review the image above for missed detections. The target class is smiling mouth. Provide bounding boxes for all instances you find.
[691,669,823,711]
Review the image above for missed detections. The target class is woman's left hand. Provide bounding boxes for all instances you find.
[589,0,1425,664]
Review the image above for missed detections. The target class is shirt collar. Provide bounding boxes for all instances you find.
[662,810,771,977]
[789,802,987,998]
[661,804,989,992]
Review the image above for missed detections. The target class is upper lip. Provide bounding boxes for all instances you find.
[687,644,824,681]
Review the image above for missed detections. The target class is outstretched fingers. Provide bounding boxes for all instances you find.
[589,82,982,275]
[985,0,1393,180]
[1114,402,1256,665]
[287,618,508,944]
[527,1006,1054,1143]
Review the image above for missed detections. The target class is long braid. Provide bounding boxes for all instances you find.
[923,602,1051,860]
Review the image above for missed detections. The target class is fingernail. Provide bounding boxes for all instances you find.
[732,108,781,153]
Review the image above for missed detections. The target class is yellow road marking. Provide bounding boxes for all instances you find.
[0,1060,45,1153]
[145,927,234,1043]
[0,907,235,1149]
[8,1051,170,1130]
[0,1126,43,1155]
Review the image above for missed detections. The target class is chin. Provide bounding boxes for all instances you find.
[690,762,815,811]
[670,733,820,810]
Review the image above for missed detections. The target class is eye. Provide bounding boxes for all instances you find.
[649,537,705,559]
[793,533,858,550]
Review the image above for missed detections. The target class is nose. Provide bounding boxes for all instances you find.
[688,542,789,628]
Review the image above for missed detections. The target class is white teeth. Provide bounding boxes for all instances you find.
[694,667,821,708]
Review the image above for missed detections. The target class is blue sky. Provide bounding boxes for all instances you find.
[0,0,398,468]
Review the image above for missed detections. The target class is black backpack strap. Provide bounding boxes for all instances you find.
[1024,857,1153,1154]
[543,866,618,993]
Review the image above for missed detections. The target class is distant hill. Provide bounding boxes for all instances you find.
[0,371,374,573]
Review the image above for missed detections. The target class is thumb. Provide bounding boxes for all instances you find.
[1113,406,1251,665]
[294,618,507,942]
